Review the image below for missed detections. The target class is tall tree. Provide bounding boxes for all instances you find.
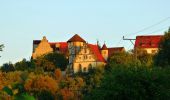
[155,28,170,67]
[44,52,68,71]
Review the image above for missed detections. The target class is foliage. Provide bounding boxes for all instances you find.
[24,74,58,95]
[54,68,62,81]
[0,44,4,52]
[0,71,22,90]
[14,93,35,100]
[76,66,105,97]
[86,65,170,100]
[2,86,13,96]
[34,58,55,72]
[15,59,35,71]
[0,44,4,57]
[137,53,153,67]
[155,28,170,67]
[44,52,68,71]
[1,62,15,72]
[106,52,140,70]
[37,90,54,100]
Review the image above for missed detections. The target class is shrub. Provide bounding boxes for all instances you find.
[86,65,170,100]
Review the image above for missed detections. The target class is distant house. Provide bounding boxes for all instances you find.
[32,34,125,73]
[134,35,163,54]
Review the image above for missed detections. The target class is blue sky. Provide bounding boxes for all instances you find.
[0,0,170,65]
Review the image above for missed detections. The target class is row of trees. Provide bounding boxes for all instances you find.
[0,52,68,73]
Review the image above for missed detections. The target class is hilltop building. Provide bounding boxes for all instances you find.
[134,35,163,54]
[32,34,125,73]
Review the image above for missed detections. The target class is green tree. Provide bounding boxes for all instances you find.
[106,52,140,70]
[1,62,15,72]
[86,66,170,100]
[44,52,68,71]
[0,44,4,52]
[155,28,170,67]
[137,53,153,67]
[15,59,35,71]
[0,44,4,57]
[34,58,55,72]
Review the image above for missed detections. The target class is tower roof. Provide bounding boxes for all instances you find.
[101,44,108,50]
[67,34,86,42]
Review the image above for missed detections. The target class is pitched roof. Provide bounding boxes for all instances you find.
[88,44,106,63]
[101,44,108,50]
[67,34,86,42]
[135,35,163,48]
[108,47,125,57]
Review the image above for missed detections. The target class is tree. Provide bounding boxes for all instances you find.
[34,58,55,72]
[86,66,170,100]
[1,62,15,72]
[106,52,140,70]
[0,44,4,52]
[44,52,68,71]
[155,28,170,67]
[15,59,34,71]
[0,44,4,57]
[24,75,58,96]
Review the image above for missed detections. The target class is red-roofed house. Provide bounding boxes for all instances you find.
[32,34,125,73]
[134,35,163,54]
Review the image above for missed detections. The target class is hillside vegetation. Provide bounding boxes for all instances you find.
[0,29,170,100]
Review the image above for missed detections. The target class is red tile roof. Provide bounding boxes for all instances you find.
[49,42,68,54]
[67,34,86,42]
[101,44,108,50]
[88,44,106,63]
[135,35,163,48]
[108,47,125,57]
[58,42,68,53]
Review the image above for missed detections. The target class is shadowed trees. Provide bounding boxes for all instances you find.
[155,28,170,67]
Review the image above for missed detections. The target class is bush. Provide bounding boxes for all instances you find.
[1,62,15,72]
[86,65,170,100]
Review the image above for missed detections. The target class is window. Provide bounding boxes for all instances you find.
[78,64,82,72]
[84,55,88,59]
[83,67,87,72]
[88,64,92,71]
[84,49,87,53]
[89,56,91,59]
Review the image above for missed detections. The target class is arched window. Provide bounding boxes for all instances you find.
[78,64,82,72]
[88,64,93,71]
[83,67,87,72]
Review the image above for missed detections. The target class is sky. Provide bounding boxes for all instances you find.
[0,0,170,65]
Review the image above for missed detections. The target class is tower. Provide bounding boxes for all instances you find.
[101,43,108,61]
[67,34,86,72]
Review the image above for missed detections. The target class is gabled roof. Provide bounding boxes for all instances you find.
[88,44,106,63]
[101,44,108,50]
[135,35,163,48]
[108,47,125,57]
[67,34,86,42]
[33,40,68,54]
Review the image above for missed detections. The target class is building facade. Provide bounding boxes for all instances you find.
[134,35,163,54]
[32,34,125,73]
